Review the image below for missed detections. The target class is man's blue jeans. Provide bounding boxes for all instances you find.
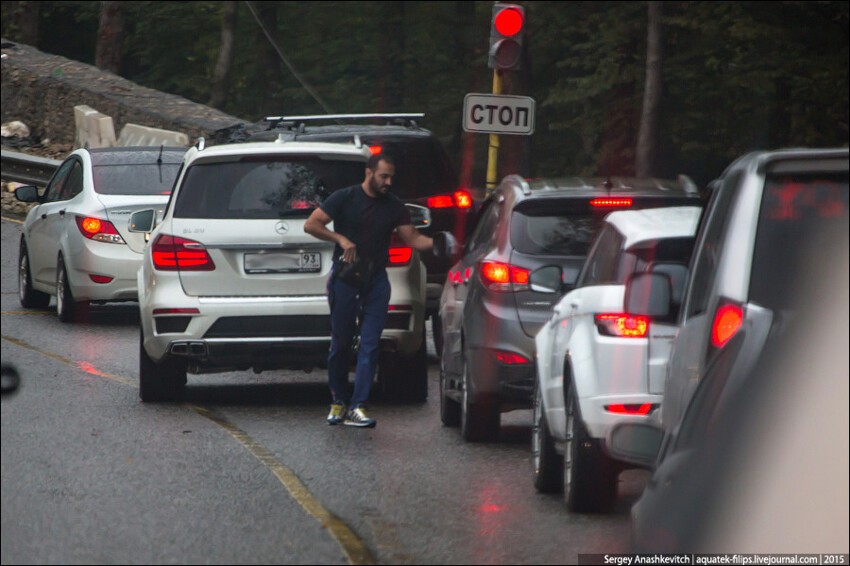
[327,268,390,408]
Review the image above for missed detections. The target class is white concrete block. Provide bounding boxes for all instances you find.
[117,123,189,148]
[73,105,117,149]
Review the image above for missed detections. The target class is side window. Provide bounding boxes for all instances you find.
[59,161,84,201]
[43,159,75,203]
[467,199,500,254]
[577,225,624,286]
[684,171,742,319]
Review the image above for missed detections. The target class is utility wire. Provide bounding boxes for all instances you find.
[243,1,335,115]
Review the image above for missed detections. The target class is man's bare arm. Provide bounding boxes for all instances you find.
[397,224,433,252]
[304,208,358,262]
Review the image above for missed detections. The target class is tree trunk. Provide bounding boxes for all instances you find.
[209,1,238,109]
[636,1,662,177]
[95,1,124,75]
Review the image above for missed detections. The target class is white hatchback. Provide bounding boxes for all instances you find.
[16,147,184,322]
[130,139,427,402]
[530,206,702,512]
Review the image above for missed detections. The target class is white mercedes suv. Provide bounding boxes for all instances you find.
[130,138,428,402]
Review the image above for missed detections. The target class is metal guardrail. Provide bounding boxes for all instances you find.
[1,149,61,186]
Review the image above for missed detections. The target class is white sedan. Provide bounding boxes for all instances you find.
[16,147,184,322]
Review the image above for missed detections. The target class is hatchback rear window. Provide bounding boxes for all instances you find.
[173,156,364,219]
[92,163,182,196]
[750,172,849,310]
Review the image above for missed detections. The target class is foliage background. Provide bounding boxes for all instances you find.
[2,0,848,187]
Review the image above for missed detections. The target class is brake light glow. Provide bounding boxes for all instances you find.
[605,403,654,415]
[711,302,744,348]
[388,233,412,266]
[89,274,113,284]
[479,261,530,292]
[454,190,473,209]
[75,216,125,244]
[494,350,531,365]
[594,313,650,338]
[151,234,216,271]
[590,198,633,208]
[368,145,382,155]
[427,190,474,209]
[388,305,412,312]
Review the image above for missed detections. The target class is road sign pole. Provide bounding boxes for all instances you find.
[486,70,503,194]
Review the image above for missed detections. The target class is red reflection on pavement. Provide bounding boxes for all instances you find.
[77,361,109,378]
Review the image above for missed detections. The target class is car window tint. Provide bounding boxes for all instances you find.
[511,209,603,256]
[577,224,625,286]
[750,172,849,311]
[60,161,84,201]
[92,163,182,196]
[466,199,500,254]
[44,159,74,203]
[174,157,364,219]
[685,171,742,319]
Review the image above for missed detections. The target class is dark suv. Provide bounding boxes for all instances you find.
[247,114,473,337]
[438,174,704,441]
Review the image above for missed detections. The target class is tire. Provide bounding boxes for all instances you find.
[532,383,563,493]
[563,381,617,512]
[460,351,499,442]
[376,333,428,403]
[139,329,187,402]
[56,255,89,323]
[439,369,461,427]
[19,240,50,308]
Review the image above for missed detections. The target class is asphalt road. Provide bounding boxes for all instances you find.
[1,215,647,564]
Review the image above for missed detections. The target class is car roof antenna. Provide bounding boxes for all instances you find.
[157,143,164,164]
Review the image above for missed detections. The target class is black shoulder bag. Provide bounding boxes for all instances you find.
[334,187,376,289]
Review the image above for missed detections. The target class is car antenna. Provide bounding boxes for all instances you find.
[604,176,613,193]
[157,143,164,164]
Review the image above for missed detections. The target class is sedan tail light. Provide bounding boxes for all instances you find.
[594,313,650,338]
[388,232,412,266]
[151,234,216,271]
[478,260,530,292]
[75,216,125,244]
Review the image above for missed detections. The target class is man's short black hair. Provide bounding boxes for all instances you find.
[367,153,395,171]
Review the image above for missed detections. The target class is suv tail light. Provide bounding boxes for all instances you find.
[605,403,656,415]
[594,313,649,338]
[75,216,125,244]
[427,190,473,210]
[494,350,531,365]
[710,301,744,348]
[479,260,530,292]
[388,232,412,266]
[151,234,216,271]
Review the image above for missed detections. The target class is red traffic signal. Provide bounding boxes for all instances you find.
[489,3,525,71]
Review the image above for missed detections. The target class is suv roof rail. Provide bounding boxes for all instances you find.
[196,137,206,151]
[263,113,425,130]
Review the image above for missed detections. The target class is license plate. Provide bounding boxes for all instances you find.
[244,251,321,274]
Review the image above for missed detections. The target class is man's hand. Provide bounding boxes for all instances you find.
[397,224,433,252]
[304,208,357,261]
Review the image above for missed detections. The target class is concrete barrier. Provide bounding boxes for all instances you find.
[73,105,116,149]
[117,123,189,147]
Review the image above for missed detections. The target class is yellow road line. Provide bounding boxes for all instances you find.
[1,310,53,315]
[0,334,376,565]
[2,215,24,225]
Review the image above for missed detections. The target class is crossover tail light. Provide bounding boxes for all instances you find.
[75,216,125,244]
[89,274,113,284]
[151,234,216,271]
[605,403,656,415]
[478,260,530,292]
[710,301,744,348]
[594,313,650,338]
[388,232,413,266]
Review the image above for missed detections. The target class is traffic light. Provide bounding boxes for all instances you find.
[488,3,525,71]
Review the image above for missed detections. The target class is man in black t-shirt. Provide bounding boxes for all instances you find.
[305,153,433,428]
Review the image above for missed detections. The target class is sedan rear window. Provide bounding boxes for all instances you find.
[92,163,182,196]
[173,156,364,219]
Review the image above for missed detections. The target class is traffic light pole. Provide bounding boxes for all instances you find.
[486,70,503,194]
